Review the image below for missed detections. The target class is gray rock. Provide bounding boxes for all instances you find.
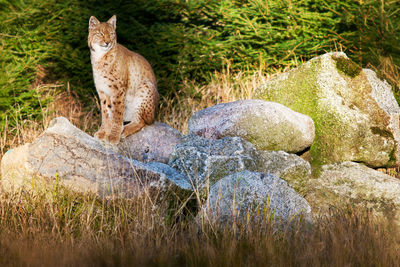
[1,117,191,197]
[188,100,315,153]
[306,162,400,225]
[256,52,400,167]
[117,122,183,163]
[200,171,312,225]
[256,150,312,195]
[168,135,258,188]
[168,135,312,192]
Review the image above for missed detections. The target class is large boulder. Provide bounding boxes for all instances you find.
[117,121,183,163]
[255,52,400,167]
[200,171,312,225]
[1,117,191,197]
[188,100,315,153]
[169,135,312,191]
[306,162,400,226]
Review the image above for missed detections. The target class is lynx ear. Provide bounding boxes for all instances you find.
[89,16,100,30]
[107,15,116,30]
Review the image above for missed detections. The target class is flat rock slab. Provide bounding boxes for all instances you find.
[200,170,312,225]
[189,100,315,153]
[1,117,191,197]
[306,162,400,225]
[256,52,400,167]
[117,121,183,163]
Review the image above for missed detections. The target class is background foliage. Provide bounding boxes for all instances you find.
[1,0,400,127]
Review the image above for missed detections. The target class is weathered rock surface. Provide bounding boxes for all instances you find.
[201,171,312,224]
[1,117,191,197]
[306,162,400,225]
[256,52,400,167]
[169,135,312,190]
[117,121,183,163]
[188,100,315,153]
[257,150,311,195]
[168,135,258,187]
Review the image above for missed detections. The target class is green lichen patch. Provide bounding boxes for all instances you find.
[237,114,307,152]
[332,55,362,78]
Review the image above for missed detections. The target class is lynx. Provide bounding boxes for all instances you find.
[88,15,159,144]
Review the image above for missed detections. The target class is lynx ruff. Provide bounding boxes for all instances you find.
[88,15,159,144]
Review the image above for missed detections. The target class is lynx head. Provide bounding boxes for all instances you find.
[88,15,117,53]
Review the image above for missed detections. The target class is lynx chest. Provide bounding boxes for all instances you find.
[93,69,113,96]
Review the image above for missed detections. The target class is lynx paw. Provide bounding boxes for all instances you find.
[94,130,106,140]
[105,133,121,144]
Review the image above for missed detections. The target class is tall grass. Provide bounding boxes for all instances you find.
[0,184,398,266]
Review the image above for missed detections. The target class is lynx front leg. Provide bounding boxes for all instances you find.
[121,82,158,138]
[121,114,146,138]
[105,92,126,144]
[95,92,111,140]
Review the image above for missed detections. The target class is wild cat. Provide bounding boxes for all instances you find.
[88,15,159,144]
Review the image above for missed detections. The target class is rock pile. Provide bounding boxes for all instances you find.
[3,52,400,226]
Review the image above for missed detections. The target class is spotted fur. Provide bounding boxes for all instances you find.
[88,15,159,144]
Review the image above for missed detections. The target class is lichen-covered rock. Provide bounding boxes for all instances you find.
[256,150,311,196]
[200,171,312,225]
[168,135,258,188]
[117,121,183,163]
[306,162,400,226]
[188,100,315,153]
[1,117,191,197]
[256,52,400,167]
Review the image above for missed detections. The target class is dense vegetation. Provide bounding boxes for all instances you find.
[1,0,400,128]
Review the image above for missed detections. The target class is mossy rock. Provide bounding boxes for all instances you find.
[255,52,400,168]
[188,100,315,153]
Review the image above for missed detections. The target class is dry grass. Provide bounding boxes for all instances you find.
[0,186,399,267]
[0,83,99,157]
[157,66,271,133]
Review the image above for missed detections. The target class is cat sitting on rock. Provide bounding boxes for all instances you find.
[88,15,159,144]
